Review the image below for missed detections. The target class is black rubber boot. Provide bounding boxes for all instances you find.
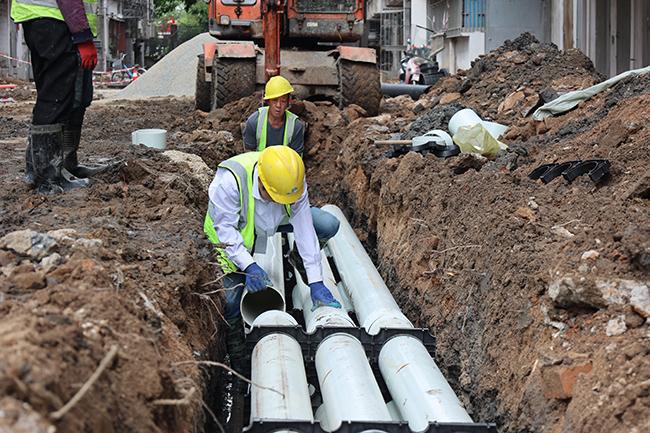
[28,124,89,195]
[24,135,35,186]
[63,126,110,178]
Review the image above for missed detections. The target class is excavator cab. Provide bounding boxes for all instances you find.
[196,0,381,115]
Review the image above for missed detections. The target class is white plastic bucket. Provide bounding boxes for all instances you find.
[482,121,509,139]
[131,129,167,149]
[448,108,482,135]
[448,109,508,139]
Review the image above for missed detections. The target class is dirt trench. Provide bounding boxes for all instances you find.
[1,33,649,433]
[303,36,649,433]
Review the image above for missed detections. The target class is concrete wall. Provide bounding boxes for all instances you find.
[550,0,564,49]
[1,0,31,79]
[1,0,9,62]
[455,31,485,70]
[410,0,429,45]
[438,31,484,73]
[485,0,552,51]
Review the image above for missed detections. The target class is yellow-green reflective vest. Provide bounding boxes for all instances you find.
[255,106,298,151]
[11,0,98,37]
[204,152,291,273]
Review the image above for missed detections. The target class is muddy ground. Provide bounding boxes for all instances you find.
[1,34,648,433]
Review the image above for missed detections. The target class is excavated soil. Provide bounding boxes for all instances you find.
[1,78,35,103]
[1,33,648,433]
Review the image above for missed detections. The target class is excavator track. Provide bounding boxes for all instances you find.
[212,58,256,109]
[338,59,381,116]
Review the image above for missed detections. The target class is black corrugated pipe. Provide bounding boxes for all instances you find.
[381,83,432,100]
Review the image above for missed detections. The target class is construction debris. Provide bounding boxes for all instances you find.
[0,32,648,433]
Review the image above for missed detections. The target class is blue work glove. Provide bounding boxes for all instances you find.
[244,263,272,293]
[309,281,342,311]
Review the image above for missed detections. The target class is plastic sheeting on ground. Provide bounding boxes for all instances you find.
[533,65,650,120]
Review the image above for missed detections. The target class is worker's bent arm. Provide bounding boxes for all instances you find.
[208,168,255,271]
[289,120,305,157]
[290,183,323,283]
[56,0,93,43]
[243,112,258,151]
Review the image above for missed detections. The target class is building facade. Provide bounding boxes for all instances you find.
[367,0,650,78]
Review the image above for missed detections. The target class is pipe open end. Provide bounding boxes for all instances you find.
[241,287,286,326]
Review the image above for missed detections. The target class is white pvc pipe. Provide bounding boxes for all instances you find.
[380,336,473,428]
[250,311,313,425]
[386,401,404,422]
[241,233,285,326]
[288,235,356,332]
[315,334,392,430]
[322,205,411,332]
[323,245,354,313]
[315,404,330,431]
[287,237,391,431]
[323,204,473,425]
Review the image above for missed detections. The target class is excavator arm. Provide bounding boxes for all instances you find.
[262,0,284,79]
[196,0,381,115]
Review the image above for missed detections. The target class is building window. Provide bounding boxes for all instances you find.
[462,0,485,31]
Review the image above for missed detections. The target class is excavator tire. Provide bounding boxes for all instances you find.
[212,57,256,109]
[338,59,381,116]
[195,54,212,112]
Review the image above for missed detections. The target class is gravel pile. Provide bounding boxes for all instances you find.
[115,33,215,100]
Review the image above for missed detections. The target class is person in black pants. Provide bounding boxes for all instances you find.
[14,0,107,194]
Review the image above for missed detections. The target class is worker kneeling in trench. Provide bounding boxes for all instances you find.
[204,145,341,376]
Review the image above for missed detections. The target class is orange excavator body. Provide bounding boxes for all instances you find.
[196,1,380,114]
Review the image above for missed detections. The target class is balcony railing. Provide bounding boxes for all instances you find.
[431,0,485,37]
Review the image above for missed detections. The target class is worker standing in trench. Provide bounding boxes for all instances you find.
[204,145,342,374]
[11,0,108,194]
[242,75,341,275]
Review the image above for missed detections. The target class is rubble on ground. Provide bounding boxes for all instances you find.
[0,33,648,433]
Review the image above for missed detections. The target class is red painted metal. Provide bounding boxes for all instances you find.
[202,42,218,69]
[336,46,377,64]
[216,43,257,58]
[263,0,284,79]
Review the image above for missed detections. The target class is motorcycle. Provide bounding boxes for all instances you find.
[110,53,147,84]
[399,44,447,85]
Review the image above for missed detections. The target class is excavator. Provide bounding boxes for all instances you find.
[195,0,382,115]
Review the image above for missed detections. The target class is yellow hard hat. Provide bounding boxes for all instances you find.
[264,75,294,100]
[258,146,305,204]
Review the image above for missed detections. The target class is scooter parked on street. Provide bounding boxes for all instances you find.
[110,53,147,85]
[399,44,446,85]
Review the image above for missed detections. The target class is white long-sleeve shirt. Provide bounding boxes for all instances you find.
[208,165,323,283]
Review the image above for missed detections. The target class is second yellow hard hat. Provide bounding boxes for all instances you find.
[258,146,305,204]
[264,75,294,100]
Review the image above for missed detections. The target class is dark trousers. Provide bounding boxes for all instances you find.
[22,18,92,127]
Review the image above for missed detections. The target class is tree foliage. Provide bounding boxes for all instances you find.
[154,0,199,17]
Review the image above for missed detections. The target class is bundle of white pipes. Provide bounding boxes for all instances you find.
[245,208,473,432]
[323,204,474,430]
[250,310,313,429]
[288,237,393,430]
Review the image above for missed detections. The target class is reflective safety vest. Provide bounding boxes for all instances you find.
[204,152,291,273]
[11,0,98,37]
[255,106,298,151]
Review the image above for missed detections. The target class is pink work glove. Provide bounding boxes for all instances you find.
[76,41,97,70]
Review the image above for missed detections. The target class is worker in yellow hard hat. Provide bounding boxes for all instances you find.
[241,74,340,290]
[204,146,341,372]
[243,75,304,155]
